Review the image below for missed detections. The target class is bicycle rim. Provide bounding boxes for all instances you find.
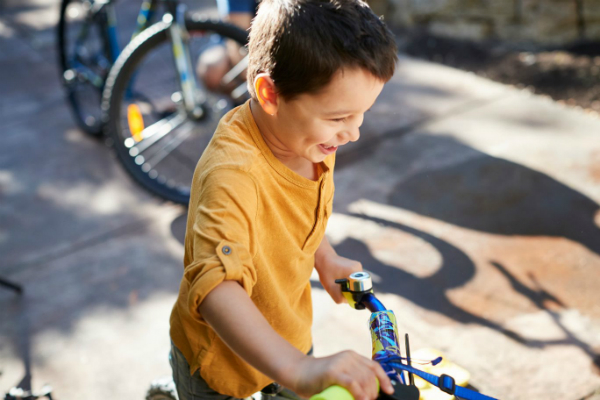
[58,0,112,136]
[103,18,249,204]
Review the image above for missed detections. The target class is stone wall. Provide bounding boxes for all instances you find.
[372,0,600,46]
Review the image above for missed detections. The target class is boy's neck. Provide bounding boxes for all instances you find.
[250,100,317,181]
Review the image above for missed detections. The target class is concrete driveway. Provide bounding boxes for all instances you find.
[1,1,600,399]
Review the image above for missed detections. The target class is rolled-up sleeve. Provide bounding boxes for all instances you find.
[184,168,259,322]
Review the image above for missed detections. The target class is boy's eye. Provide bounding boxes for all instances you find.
[331,117,347,123]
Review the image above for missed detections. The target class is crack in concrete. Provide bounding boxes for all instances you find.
[2,217,153,278]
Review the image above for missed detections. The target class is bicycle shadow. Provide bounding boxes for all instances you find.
[490,260,600,370]
[328,132,600,369]
[1,296,33,393]
[385,140,600,257]
[320,229,533,346]
[317,230,600,365]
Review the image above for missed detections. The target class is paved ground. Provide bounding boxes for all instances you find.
[2,1,600,400]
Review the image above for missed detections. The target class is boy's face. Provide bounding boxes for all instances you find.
[271,68,385,164]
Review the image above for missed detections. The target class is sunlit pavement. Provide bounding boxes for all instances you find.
[2,1,600,400]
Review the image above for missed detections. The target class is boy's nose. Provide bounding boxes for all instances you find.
[349,115,363,142]
[337,127,360,143]
[340,114,363,143]
[348,126,360,142]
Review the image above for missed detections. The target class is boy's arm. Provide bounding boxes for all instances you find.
[314,236,363,304]
[200,280,394,400]
[199,281,304,386]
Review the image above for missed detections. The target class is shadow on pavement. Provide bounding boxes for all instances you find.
[1,296,32,392]
[171,213,188,245]
[322,231,600,364]
[322,231,533,346]
[388,151,600,257]
[491,261,600,370]
[327,132,600,369]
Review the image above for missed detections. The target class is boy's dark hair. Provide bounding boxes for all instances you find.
[247,0,397,100]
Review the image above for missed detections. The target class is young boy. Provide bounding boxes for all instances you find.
[169,0,398,399]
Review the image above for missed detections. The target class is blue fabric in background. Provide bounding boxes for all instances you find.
[217,0,258,16]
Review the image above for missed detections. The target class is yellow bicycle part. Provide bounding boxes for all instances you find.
[412,349,470,400]
[127,104,145,142]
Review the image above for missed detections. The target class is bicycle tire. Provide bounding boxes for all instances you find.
[102,17,249,204]
[58,0,112,137]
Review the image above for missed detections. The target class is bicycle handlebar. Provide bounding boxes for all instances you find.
[309,272,499,400]
[310,385,355,400]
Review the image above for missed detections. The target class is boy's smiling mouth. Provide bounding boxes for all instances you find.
[318,143,339,155]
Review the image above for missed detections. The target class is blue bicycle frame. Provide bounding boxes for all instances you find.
[105,0,159,63]
[314,272,500,400]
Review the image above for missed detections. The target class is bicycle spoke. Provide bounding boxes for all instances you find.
[141,119,196,169]
[222,54,248,86]
[125,111,187,153]
[65,64,104,88]
[74,23,92,49]
[231,81,249,102]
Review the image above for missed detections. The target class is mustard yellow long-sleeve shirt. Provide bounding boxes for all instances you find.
[170,101,335,397]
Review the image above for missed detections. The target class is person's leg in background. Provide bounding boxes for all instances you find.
[197,0,256,92]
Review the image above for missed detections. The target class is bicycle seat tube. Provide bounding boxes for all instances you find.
[164,0,204,119]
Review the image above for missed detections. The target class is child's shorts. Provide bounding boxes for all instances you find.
[169,341,308,400]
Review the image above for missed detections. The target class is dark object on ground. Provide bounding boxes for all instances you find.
[0,276,23,293]
[4,385,53,400]
[397,29,600,114]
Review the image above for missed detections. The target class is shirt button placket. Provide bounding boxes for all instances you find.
[318,180,326,217]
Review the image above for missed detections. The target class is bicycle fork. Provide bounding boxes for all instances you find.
[164,2,204,120]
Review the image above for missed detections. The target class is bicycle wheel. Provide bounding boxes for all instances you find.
[58,0,112,136]
[103,17,249,204]
[145,377,178,400]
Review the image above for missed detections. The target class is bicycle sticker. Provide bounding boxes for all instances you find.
[369,310,401,356]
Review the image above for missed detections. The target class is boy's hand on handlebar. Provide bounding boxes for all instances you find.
[316,253,363,304]
[290,351,394,400]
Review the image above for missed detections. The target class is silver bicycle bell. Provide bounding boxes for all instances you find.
[346,271,373,292]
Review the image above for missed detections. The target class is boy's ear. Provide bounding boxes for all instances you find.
[254,73,279,116]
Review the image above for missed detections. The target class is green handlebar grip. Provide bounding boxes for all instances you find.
[310,377,382,400]
[310,386,354,400]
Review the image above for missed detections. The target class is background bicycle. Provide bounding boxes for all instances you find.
[57,0,249,204]
[58,0,155,136]
[102,5,248,204]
